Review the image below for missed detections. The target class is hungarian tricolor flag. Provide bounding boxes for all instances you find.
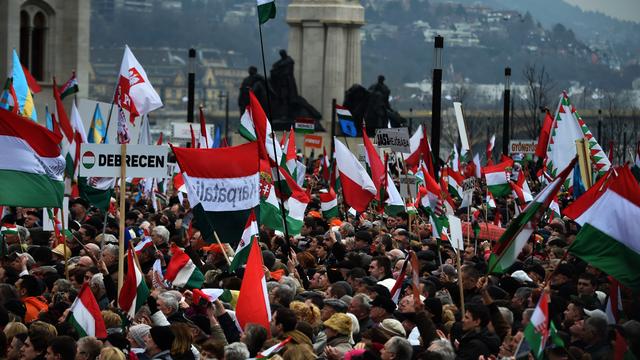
[259,160,285,233]
[257,337,292,358]
[165,244,204,289]
[229,210,259,272]
[334,137,376,212]
[118,248,150,319]
[0,108,64,207]
[239,91,282,165]
[284,178,310,236]
[115,45,163,123]
[488,158,576,273]
[566,166,640,289]
[483,157,514,197]
[535,110,553,159]
[486,134,496,165]
[257,0,276,24]
[172,141,260,244]
[523,291,564,359]
[403,125,433,173]
[319,187,339,219]
[68,283,107,338]
[58,72,79,100]
[362,125,386,200]
[236,237,272,334]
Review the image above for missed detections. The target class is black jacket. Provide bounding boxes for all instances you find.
[456,327,501,360]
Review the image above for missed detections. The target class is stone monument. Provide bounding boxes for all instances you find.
[286,0,364,128]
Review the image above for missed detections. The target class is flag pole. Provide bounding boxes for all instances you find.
[117,144,127,301]
[213,230,232,266]
[256,17,291,255]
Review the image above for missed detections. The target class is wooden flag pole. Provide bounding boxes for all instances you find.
[117,144,127,300]
[456,249,465,316]
[213,230,232,266]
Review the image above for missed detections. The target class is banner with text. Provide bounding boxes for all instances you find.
[79,144,169,178]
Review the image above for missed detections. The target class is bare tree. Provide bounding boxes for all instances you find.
[516,63,556,139]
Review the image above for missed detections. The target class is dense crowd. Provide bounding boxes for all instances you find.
[0,167,639,360]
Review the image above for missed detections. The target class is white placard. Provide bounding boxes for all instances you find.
[375,128,411,153]
[172,122,215,139]
[453,102,470,153]
[43,197,69,231]
[447,215,464,251]
[509,139,537,154]
[79,144,169,178]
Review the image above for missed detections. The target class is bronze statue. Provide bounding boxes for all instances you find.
[238,66,267,116]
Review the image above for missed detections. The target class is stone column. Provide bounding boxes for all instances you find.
[300,21,325,113]
[345,26,361,89]
[323,24,347,123]
[287,24,303,93]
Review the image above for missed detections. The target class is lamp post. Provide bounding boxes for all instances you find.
[187,48,196,123]
[502,67,511,156]
[218,91,230,143]
[431,35,444,176]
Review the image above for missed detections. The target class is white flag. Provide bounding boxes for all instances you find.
[115,45,163,121]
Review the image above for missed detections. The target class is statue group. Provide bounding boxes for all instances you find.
[238,50,403,135]
[238,50,321,131]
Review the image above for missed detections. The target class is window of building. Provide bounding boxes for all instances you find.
[19,2,53,82]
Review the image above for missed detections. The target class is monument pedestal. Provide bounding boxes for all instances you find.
[287,0,364,131]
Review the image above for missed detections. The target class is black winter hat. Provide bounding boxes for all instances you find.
[149,326,175,351]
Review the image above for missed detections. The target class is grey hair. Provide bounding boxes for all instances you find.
[90,273,105,291]
[77,337,103,360]
[157,292,180,312]
[352,293,372,311]
[340,222,355,237]
[279,276,299,293]
[272,284,295,306]
[53,279,73,293]
[223,342,249,360]
[386,336,413,359]
[103,244,119,257]
[153,226,170,243]
[427,339,455,360]
[498,306,514,326]
[514,287,533,300]
[266,281,280,293]
[97,233,117,245]
[522,308,535,324]
[17,225,29,242]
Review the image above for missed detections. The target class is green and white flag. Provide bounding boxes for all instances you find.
[257,0,276,24]
[523,292,564,359]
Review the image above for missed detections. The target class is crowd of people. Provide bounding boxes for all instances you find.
[0,166,639,360]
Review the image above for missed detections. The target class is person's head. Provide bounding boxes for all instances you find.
[4,321,28,340]
[269,284,294,308]
[157,292,179,316]
[369,256,392,280]
[199,339,224,360]
[462,303,490,332]
[289,301,321,327]
[397,295,415,314]
[8,333,27,360]
[145,326,174,356]
[564,301,584,324]
[75,337,102,360]
[426,339,455,360]
[370,296,396,323]
[349,294,372,321]
[577,273,597,297]
[380,336,412,360]
[460,265,480,291]
[21,330,51,360]
[239,324,267,357]
[97,347,124,360]
[170,323,193,356]
[126,324,150,349]
[24,212,41,228]
[377,75,386,84]
[271,308,297,338]
[248,66,257,76]
[580,316,608,344]
[101,245,118,267]
[321,299,347,322]
[511,287,533,310]
[151,226,169,246]
[323,313,352,339]
[16,275,42,298]
[391,229,408,248]
[223,343,249,360]
[45,336,76,360]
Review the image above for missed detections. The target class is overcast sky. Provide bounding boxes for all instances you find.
[564,0,640,22]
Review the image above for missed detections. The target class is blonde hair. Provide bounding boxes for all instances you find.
[99,347,125,360]
[29,321,57,336]
[3,321,28,339]
[289,301,321,327]
[101,311,122,329]
[170,323,193,355]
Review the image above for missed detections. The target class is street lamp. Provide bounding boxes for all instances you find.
[502,67,511,156]
[431,35,444,176]
[218,91,230,143]
[187,48,196,123]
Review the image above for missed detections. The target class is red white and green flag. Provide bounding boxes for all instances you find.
[483,158,514,197]
[334,137,376,212]
[229,210,259,272]
[488,158,576,273]
[402,125,434,173]
[68,283,107,338]
[0,108,65,207]
[566,166,640,289]
[294,117,315,134]
[236,237,272,334]
[285,180,310,236]
[58,72,79,100]
[118,248,150,318]
[486,134,496,165]
[260,161,285,233]
[165,244,205,289]
[257,337,292,358]
[523,291,564,359]
[319,187,339,219]
[239,90,282,165]
[362,124,386,201]
[257,0,276,24]
[172,141,260,244]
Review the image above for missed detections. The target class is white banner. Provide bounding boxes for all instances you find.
[172,122,216,140]
[509,140,537,155]
[453,102,470,153]
[183,173,259,212]
[79,144,169,178]
[447,215,464,251]
[43,197,69,231]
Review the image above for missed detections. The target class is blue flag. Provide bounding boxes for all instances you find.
[212,125,221,148]
[45,105,54,131]
[572,161,585,198]
[339,119,357,137]
[88,103,107,143]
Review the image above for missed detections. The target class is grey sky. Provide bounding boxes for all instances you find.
[564,0,640,22]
